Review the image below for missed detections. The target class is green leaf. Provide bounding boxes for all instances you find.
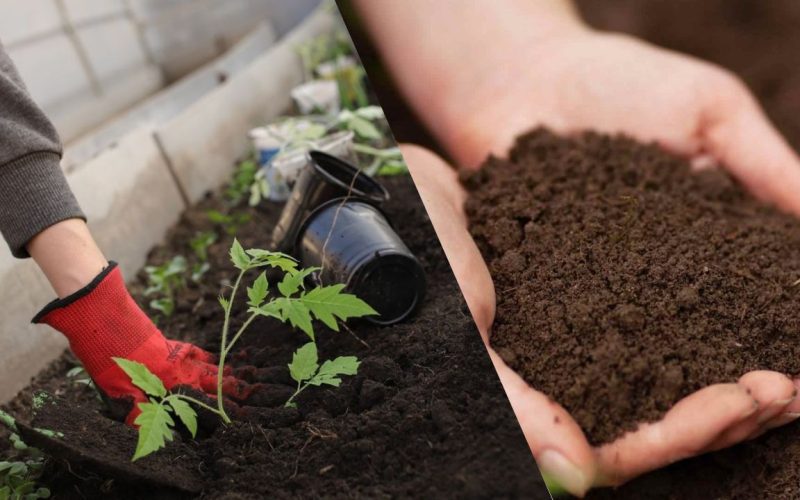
[10,433,27,451]
[288,342,319,383]
[132,402,174,461]
[309,356,360,387]
[229,238,251,270]
[168,398,198,438]
[164,256,187,276]
[247,272,269,307]
[206,210,227,224]
[218,295,230,313]
[347,115,381,140]
[275,298,314,339]
[300,284,378,331]
[149,298,174,317]
[277,267,318,297]
[245,249,298,273]
[249,301,282,320]
[112,358,167,398]
[377,160,409,177]
[353,105,384,120]
[191,262,210,282]
[0,410,17,432]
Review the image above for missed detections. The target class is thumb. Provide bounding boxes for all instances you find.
[489,349,596,497]
[702,76,800,217]
[401,144,496,340]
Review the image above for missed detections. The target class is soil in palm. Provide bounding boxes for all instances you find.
[463,128,800,499]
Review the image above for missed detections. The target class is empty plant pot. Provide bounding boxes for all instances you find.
[291,80,340,115]
[271,150,389,253]
[272,130,356,184]
[298,198,426,325]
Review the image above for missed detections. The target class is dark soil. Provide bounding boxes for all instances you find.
[1,176,546,499]
[463,129,800,498]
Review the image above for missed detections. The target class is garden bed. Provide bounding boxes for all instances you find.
[463,128,800,499]
[1,176,544,498]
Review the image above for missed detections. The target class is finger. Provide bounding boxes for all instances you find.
[488,349,595,497]
[596,383,758,486]
[401,144,496,340]
[702,77,800,217]
[185,343,215,363]
[706,371,796,450]
[749,377,800,438]
[199,369,253,401]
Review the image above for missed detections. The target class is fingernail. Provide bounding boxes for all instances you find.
[757,397,796,424]
[763,412,800,431]
[538,450,589,497]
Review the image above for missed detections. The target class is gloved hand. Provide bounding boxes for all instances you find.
[33,262,251,426]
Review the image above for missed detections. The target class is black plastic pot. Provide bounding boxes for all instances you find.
[271,150,390,253]
[297,198,426,325]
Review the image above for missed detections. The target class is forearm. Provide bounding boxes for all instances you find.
[27,219,107,298]
[0,41,85,258]
[353,0,586,154]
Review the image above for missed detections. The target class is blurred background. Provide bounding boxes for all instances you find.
[2,0,318,145]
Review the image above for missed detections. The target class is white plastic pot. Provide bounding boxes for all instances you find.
[272,130,355,184]
[315,55,357,79]
[248,127,282,165]
[291,80,340,115]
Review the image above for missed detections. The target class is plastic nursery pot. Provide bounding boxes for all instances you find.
[271,150,389,253]
[272,130,356,184]
[298,198,426,325]
[249,127,290,202]
[291,79,340,115]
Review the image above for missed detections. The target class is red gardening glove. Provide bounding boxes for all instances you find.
[33,262,251,426]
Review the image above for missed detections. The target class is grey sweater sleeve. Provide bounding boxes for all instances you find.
[0,41,85,258]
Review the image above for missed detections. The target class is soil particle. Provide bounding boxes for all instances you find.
[464,128,800,497]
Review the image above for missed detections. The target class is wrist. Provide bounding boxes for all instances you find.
[406,4,591,164]
[27,219,108,298]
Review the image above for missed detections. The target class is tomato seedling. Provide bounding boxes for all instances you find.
[112,358,221,461]
[117,240,376,460]
[285,341,359,408]
[215,239,376,422]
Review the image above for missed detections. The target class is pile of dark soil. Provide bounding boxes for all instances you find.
[1,176,545,499]
[463,128,800,498]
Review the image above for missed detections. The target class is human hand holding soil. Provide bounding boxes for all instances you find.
[403,145,800,496]
[357,1,800,494]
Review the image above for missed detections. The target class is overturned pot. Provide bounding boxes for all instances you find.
[297,198,426,325]
[271,150,389,253]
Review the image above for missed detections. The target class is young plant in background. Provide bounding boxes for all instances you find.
[0,411,52,500]
[188,231,217,282]
[144,256,187,318]
[296,31,354,81]
[207,210,251,236]
[225,158,261,207]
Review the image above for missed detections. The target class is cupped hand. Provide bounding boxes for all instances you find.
[402,145,800,497]
[431,29,800,218]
